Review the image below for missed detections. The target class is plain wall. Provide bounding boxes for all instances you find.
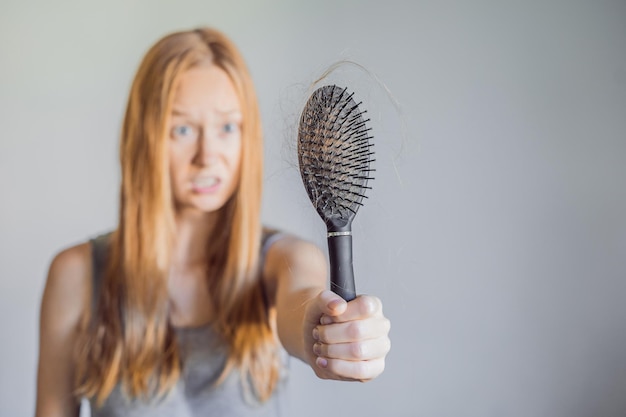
[2,1,626,416]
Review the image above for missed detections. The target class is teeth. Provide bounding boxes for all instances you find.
[193,177,218,187]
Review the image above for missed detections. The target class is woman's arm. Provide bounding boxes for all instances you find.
[35,243,91,417]
[264,236,391,381]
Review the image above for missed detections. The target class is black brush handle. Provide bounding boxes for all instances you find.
[327,233,356,301]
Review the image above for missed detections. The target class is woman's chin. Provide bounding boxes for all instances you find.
[176,197,228,215]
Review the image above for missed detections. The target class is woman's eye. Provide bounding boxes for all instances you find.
[222,122,239,134]
[172,125,195,139]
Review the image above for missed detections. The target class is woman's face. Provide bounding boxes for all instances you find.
[167,64,243,214]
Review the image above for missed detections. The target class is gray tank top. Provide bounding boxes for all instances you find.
[86,230,289,417]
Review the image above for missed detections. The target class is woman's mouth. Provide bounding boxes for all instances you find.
[191,176,220,193]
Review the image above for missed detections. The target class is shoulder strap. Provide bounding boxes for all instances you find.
[260,227,288,268]
[89,232,112,313]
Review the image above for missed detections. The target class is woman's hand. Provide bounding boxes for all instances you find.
[303,290,391,381]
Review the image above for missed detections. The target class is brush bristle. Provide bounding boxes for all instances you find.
[298,85,374,227]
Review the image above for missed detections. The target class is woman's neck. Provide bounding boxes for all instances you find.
[172,209,218,269]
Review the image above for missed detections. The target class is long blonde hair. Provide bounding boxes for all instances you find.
[75,27,280,405]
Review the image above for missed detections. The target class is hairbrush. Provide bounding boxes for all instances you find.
[297,85,375,301]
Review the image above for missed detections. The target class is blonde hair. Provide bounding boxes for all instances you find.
[75,27,280,405]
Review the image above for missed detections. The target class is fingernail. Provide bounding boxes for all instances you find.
[313,343,321,355]
[320,316,332,325]
[312,327,319,341]
[328,299,343,311]
[316,357,328,368]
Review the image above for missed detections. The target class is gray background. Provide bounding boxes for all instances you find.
[2,1,626,416]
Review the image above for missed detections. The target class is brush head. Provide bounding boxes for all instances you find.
[298,85,374,231]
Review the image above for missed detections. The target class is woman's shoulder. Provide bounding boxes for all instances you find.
[47,231,112,283]
[261,229,326,283]
[41,239,95,332]
[49,241,91,272]
[47,240,92,290]
[262,226,321,258]
[36,239,96,416]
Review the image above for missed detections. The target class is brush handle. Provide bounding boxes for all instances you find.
[327,233,356,301]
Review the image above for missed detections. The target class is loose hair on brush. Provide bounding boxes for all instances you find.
[74,27,280,406]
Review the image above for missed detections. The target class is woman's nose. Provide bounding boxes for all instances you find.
[194,131,219,166]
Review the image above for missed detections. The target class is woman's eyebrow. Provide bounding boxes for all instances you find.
[171,108,192,117]
[215,109,242,117]
[170,108,242,119]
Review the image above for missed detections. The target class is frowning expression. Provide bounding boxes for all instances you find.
[168,65,242,214]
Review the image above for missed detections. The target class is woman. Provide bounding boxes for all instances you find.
[35,27,391,416]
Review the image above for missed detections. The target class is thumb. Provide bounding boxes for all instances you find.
[304,290,347,328]
[316,289,347,318]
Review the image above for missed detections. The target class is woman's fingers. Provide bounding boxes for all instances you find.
[313,336,391,361]
[307,291,391,382]
[315,316,391,344]
[320,294,383,324]
[315,357,387,381]
[315,290,347,316]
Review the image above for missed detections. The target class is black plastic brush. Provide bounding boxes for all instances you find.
[297,85,375,301]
